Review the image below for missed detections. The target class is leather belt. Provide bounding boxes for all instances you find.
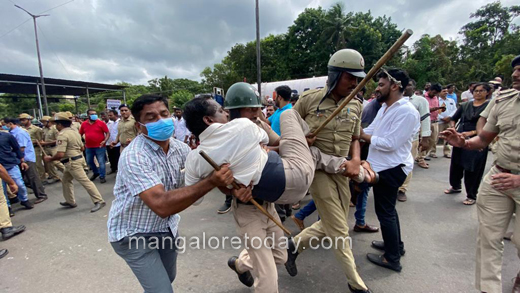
[495,164,520,175]
[60,155,83,164]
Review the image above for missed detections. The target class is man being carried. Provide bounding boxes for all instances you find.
[183,83,376,292]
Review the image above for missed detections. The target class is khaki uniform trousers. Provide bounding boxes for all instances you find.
[233,200,287,293]
[475,165,520,293]
[275,110,315,204]
[419,122,438,159]
[294,171,367,291]
[62,158,104,205]
[34,148,46,180]
[44,147,65,179]
[434,123,451,157]
[399,140,419,193]
[0,183,12,229]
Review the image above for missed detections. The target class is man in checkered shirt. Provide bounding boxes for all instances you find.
[107,94,235,293]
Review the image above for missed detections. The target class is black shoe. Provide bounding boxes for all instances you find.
[285,238,298,276]
[89,173,99,181]
[367,253,402,272]
[100,177,106,184]
[0,249,8,259]
[20,200,33,209]
[34,196,48,204]
[1,225,26,240]
[371,240,405,256]
[91,202,106,213]
[60,202,78,208]
[9,197,19,205]
[424,157,431,161]
[217,202,231,214]
[348,283,372,293]
[8,207,14,217]
[397,191,407,202]
[227,256,254,287]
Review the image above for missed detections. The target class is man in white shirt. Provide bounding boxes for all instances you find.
[173,108,190,143]
[360,68,420,273]
[436,86,458,158]
[106,109,120,174]
[461,82,475,102]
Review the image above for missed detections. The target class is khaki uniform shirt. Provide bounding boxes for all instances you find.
[256,120,280,146]
[293,87,363,157]
[71,122,81,132]
[482,89,520,171]
[117,116,138,146]
[56,128,84,159]
[25,125,43,144]
[43,126,59,149]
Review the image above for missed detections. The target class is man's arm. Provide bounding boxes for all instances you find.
[0,164,18,194]
[139,165,234,218]
[44,151,65,162]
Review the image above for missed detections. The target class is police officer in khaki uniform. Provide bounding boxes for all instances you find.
[43,112,106,213]
[67,111,82,132]
[285,49,370,293]
[40,116,65,184]
[19,113,45,181]
[441,55,520,293]
[111,104,138,152]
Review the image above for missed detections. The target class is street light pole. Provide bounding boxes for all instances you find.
[15,5,50,116]
[255,0,261,98]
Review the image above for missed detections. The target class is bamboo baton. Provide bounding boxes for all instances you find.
[199,150,292,236]
[36,140,49,157]
[310,29,414,136]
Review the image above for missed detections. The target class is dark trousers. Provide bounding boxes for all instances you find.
[449,160,486,200]
[22,161,47,199]
[111,232,178,293]
[373,165,407,264]
[106,146,121,172]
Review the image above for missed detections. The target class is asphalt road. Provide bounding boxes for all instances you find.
[0,147,517,293]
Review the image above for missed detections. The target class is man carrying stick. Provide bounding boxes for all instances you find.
[182,83,377,292]
[285,49,371,293]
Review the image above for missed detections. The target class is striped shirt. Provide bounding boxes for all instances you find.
[107,134,191,242]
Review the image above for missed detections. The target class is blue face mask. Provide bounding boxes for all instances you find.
[2,126,9,131]
[140,118,175,141]
[90,114,98,121]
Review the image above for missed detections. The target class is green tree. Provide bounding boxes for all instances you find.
[171,90,194,109]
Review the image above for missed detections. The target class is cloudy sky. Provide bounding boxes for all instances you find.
[0,0,517,85]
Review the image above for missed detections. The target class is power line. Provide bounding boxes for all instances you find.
[0,18,31,39]
[36,23,72,78]
[38,0,74,14]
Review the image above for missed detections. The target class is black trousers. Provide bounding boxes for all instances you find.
[106,146,121,172]
[449,160,486,200]
[373,165,407,264]
[22,161,47,199]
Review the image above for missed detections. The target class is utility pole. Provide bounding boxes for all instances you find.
[15,5,50,115]
[255,0,261,98]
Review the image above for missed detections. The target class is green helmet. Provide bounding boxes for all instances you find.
[224,82,262,110]
[31,118,39,125]
[327,49,366,95]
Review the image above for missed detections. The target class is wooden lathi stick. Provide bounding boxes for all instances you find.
[311,29,413,136]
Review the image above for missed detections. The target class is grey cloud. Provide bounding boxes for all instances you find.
[0,0,513,85]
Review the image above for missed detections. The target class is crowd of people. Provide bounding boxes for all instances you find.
[1,50,519,293]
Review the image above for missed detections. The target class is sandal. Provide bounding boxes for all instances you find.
[418,160,429,169]
[444,187,462,194]
[463,198,476,205]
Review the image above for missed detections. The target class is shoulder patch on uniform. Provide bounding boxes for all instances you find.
[496,89,519,103]
[354,95,364,103]
[300,88,322,98]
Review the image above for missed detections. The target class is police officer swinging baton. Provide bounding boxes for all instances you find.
[199,150,292,236]
[310,29,413,137]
